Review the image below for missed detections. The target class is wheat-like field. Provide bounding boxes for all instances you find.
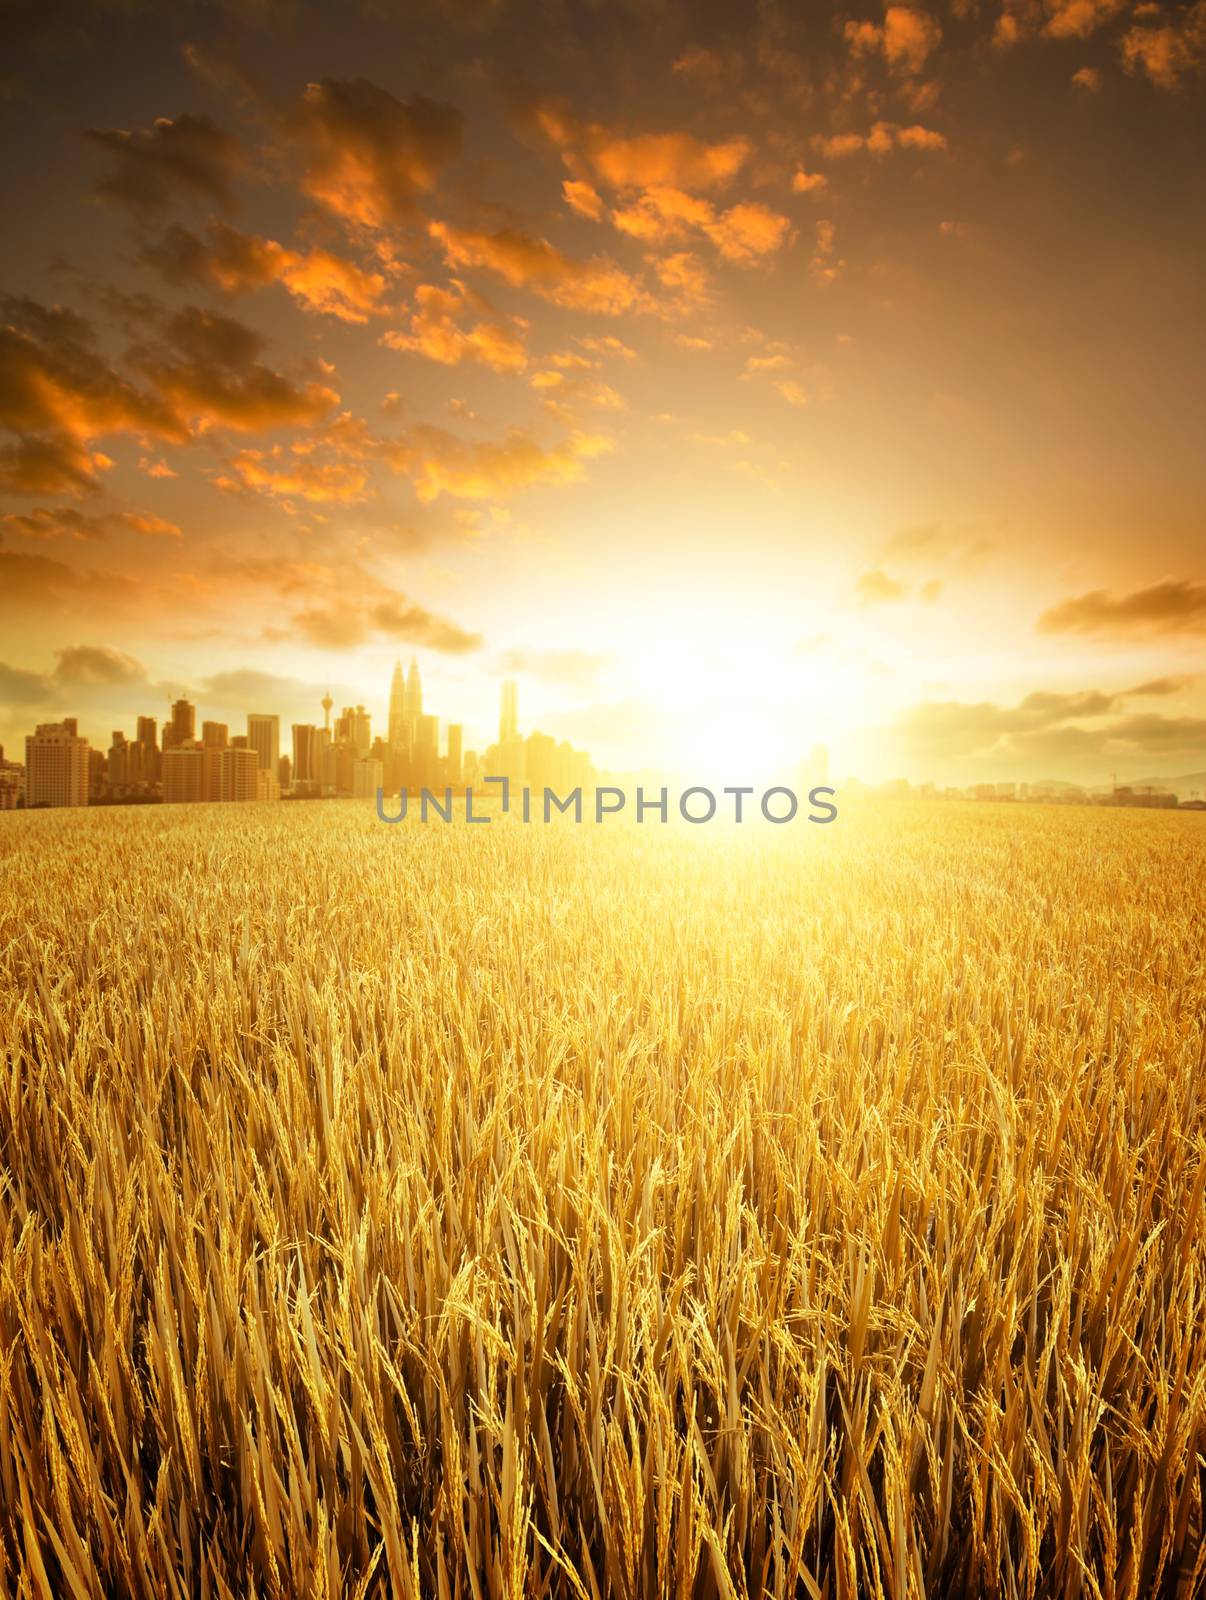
[1,801,1204,1599]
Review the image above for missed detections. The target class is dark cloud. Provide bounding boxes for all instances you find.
[52,644,146,685]
[141,223,391,322]
[371,595,482,652]
[1105,712,1206,751]
[0,297,339,494]
[1127,674,1195,695]
[84,113,244,214]
[0,435,104,497]
[0,660,52,705]
[888,683,1206,773]
[1121,2,1206,89]
[0,547,139,610]
[133,306,341,434]
[2,505,180,540]
[2,506,109,540]
[290,590,482,653]
[1037,579,1206,637]
[0,295,183,481]
[293,79,464,228]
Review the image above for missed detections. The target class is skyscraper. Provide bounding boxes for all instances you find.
[321,692,333,732]
[26,719,89,807]
[446,723,463,784]
[164,698,195,751]
[389,659,407,747]
[335,706,371,756]
[405,657,422,732]
[500,679,519,745]
[136,716,160,783]
[247,714,280,774]
[292,724,319,785]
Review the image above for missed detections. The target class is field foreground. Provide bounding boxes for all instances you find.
[1,801,1205,1599]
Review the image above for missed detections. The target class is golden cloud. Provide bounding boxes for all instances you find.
[382,282,528,372]
[1044,0,1124,39]
[1121,2,1206,88]
[144,223,391,322]
[1037,579,1206,635]
[526,99,752,192]
[0,298,342,498]
[845,7,943,73]
[221,446,371,505]
[392,423,612,502]
[428,221,648,314]
[294,78,464,228]
[289,590,482,653]
[814,121,947,157]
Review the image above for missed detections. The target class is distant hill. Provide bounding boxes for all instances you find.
[1110,772,1206,802]
[1126,771,1202,800]
[1036,773,1206,802]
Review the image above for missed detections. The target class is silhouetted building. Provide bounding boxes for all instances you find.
[247,713,280,774]
[292,724,319,787]
[164,699,195,751]
[335,705,371,757]
[389,660,408,747]
[405,658,422,732]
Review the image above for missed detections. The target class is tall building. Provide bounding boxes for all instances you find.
[247,714,280,773]
[500,679,519,745]
[201,721,228,749]
[405,658,422,731]
[163,744,204,803]
[0,748,23,810]
[353,756,384,799]
[446,723,463,784]
[334,705,371,756]
[414,713,438,788]
[107,731,128,788]
[389,660,408,747]
[25,719,89,807]
[292,724,319,786]
[201,744,224,802]
[136,716,160,783]
[321,692,333,732]
[220,745,260,801]
[164,698,195,750]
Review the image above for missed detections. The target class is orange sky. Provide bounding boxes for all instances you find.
[2,0,1204,783]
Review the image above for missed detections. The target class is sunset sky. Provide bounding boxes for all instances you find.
[2,0,1204,784]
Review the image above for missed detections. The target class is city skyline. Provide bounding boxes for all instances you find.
[1,661,610,809]
[1,3,1205,785]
